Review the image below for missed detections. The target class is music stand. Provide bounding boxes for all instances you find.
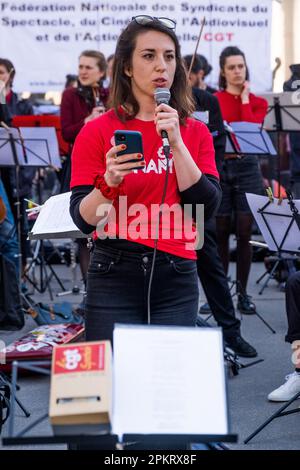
[244,390,300,444]
[247,192,300,296]
[0,126,64,299]
[12,115,69,157]
[244,204,300,447]
[224,123,276,333]
[262,92,300,132]
[113,325,237,449]
[28,191,88,298]
[195,315,264,375]
[261,92,300,198]
[225,121,277,156]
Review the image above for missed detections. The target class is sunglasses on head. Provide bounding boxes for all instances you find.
[132,15,176,30]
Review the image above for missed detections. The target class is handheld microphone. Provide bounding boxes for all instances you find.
[154,87,171,155]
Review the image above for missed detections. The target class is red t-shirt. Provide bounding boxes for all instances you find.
[70,109,218,260]
[214,90,268,124]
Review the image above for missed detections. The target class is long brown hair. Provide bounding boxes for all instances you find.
[109,19,194,124]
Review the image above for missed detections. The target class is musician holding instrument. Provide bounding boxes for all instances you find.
[60,51,109,286]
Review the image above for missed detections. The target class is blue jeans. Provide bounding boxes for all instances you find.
[0,179,19,276]
[85,241,199,343]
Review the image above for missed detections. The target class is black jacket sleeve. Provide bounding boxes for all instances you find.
[180,174,221,221]
[192,88,226,174]
[70,185,96,234]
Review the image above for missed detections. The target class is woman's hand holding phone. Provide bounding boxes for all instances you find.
[104,144,145,187]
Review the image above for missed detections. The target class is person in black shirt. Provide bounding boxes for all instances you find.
[185,65,257,357]
[284,64,300,199]
[184,54,217,94]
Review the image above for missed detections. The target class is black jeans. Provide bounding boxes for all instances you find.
[85,241,199,343]
[285,271,300,343]
[197,217,240,339]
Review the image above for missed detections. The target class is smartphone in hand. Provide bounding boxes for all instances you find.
[114,130,144,170]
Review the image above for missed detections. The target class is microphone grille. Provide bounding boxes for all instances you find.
[154,87,171,105]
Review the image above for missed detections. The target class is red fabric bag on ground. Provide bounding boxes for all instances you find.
[0,323,85,374]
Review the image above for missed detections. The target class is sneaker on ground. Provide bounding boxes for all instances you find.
[268,372,300,402]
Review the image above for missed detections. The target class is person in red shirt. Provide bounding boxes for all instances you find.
[215,46,268,315]
[60,50,109,286]
[69,16,221,342]
[61,50,109,145]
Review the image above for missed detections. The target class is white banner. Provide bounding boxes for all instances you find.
[0,0,272,93]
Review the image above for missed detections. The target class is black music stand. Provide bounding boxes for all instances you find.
[225,121,277,156]
[224,123,276,334]
[262,92,300,133]
[0,126,65,299]
[244,389,300,444]
[247,192,300,295]
[196,315,264,375]
[262,92,300,198]
[2,352,237,450]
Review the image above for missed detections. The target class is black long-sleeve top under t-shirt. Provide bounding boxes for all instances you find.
[70,174,221,236]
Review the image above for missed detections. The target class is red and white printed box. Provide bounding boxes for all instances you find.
[49,341,112,433]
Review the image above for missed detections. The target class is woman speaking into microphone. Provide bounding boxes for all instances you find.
[70,16,221,342]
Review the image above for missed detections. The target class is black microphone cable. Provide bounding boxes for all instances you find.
[146,145,170,325]
[146,88,172,325]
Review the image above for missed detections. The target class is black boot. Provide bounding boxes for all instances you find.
[237,294,256,315]
[225,335,258,358]
[199,302,212,314]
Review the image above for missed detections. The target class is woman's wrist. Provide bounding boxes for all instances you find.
[104,172,120,188]
[171,140,186,154]
[94,174,123,200]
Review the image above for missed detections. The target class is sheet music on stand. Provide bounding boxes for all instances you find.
[246,193,300,253]
[0,126,61,168]
[29,192,87,240]
[113,325,232,439]
[225,121,277,155]
[261,92,300,132]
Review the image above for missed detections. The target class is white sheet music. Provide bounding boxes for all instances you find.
[29,192,86,239]
[246,193,300,252]
[113,325,228,437]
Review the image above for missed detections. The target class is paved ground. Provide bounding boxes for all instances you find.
[0,258,298,450]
